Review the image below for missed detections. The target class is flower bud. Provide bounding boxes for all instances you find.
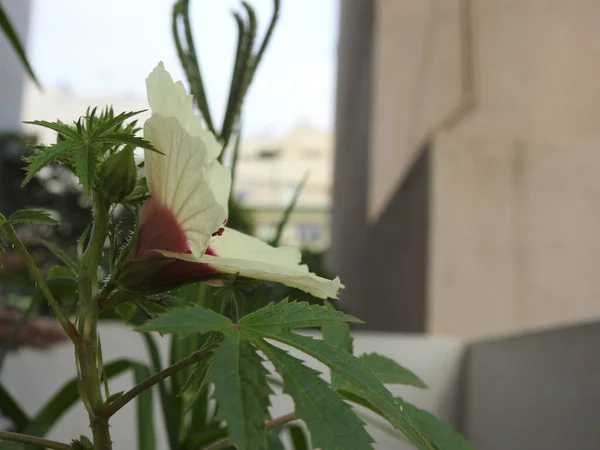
[98,147,137,203]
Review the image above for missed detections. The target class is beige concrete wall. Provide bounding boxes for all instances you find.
[368,0,600,337]
[430,134,600,338]
[368,0,464,221]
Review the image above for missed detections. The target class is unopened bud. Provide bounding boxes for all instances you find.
[98,147,137,203]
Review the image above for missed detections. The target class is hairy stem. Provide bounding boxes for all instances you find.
[0,431,70,450]
[1,224,79,342]
[204,412,297,450]
[103,341,220,418]
[76,193,112,449]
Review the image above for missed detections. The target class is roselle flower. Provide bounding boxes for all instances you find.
[129,63,342,299]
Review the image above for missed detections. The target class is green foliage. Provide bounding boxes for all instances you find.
[71,436,94,450]
[240,299,361,329]
[394,401,473,450]
[288,424,310,450]
[322,320,471,450]
[137,306,232,335]
[360,353,427,388]
[209,335,273,450]
[256,341,373,450]
[5,209,58,226]
[23,108,157,197]
[139,301,456,450]
[173,0,281,150]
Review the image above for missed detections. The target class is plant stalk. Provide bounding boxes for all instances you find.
[76,193,112,449]
[103,341,220,418]
[0,431,70,450]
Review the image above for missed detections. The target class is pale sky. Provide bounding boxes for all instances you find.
[27,0,338,137]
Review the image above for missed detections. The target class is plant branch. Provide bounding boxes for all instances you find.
[0,430,70,450]
[203,412,297,450]
[173,0,215,134]
[1,224,79,343]
[103,340,220,417]
[76,192,112,448]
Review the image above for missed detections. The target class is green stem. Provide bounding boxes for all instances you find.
[1,224,79,342]
[103,341,220,418]
[203,412,297,450]
[0,430,70,450]
[76,193,112,449]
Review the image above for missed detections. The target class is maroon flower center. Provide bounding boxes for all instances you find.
[131,196,219,287]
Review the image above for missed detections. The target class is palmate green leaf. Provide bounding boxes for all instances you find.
[396,400,472,450]
[322,320,353,390]
[246,328,433,449]
[21,139,81,186]
[8,209,58,225]
[76,141,100,196]
[0,2,39,86]
[239,300,362,330]
[23,120,80,140]
[137,306,233,335]
[88,109,146,139]
[208,331,273,450]
[360,353,427,388]
[255,340,373,450]
[138,303,463,450]
[322,321,353,354]
[96,133,161,154]
[323,319,427,389]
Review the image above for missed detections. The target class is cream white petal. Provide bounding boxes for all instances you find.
[146,62,221,163]
[144,114,231,255]
[157,228,344,299]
